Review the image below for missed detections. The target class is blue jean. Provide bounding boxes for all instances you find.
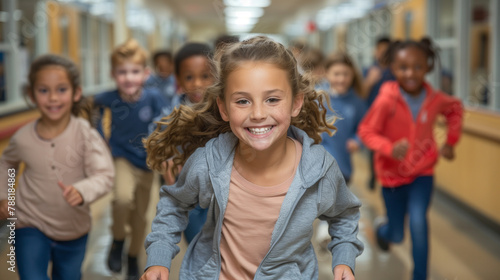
[184,205,208,243]
[377,176,433,280]
[15,227,88,280]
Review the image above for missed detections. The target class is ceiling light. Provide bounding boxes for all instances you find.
[223,0,271,8]
[224,7,264,18]
[226,17,259,25]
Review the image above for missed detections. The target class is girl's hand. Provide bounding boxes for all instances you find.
[58,182,83,206]
[162,160,181,185]
[0,200,8,220]
[440,144,455,160]
[140,266,169,280]
[333,264,355,280]
[346,139,360,153]
[392,138,409,160]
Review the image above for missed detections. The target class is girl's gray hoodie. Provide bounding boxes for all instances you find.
[145,126,364,279]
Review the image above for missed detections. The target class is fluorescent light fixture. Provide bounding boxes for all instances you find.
[226,17,259,25]
[225,7,264,18]
[224,0,271,8]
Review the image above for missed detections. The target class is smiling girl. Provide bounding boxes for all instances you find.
[0,54,114,280]
[141,36,363,280]
[322,52,367,184]
[358,38,463,280]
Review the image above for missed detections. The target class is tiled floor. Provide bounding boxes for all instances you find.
[1,151,500,280]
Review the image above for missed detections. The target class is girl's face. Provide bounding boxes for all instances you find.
[391,47,429,95]
[325,63,354,94]
[176,55,214,104]
[112,61,149,100]
[217,61,303,153]
[31,66,81,123]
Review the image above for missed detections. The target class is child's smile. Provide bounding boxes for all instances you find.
[247,126,274,136]
[217,61,303,153]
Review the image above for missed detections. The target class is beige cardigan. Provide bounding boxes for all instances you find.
[0,116,114,240]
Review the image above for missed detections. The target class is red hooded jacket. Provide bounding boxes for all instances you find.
[358,81,463,187]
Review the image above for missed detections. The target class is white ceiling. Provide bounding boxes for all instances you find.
[146,0,328,34]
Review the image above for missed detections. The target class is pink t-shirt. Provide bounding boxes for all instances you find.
[219,139,302,280]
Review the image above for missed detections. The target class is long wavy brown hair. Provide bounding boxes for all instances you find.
[144,36,336,174]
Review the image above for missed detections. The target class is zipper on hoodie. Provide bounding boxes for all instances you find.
[211,175,226,280]
[253,186,307,277]
[399,87,436,143]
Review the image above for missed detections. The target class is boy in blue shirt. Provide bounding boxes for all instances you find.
[91,39,166,280]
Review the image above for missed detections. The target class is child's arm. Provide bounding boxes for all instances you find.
[363,66,382,94]
[70,127,114,205]
[319,162,364,275]
[0,138,21,220]
[145,148,209,271]
[357,97,394,157]
[439,94,463,160]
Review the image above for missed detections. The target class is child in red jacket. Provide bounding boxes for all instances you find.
[358,37,463,280]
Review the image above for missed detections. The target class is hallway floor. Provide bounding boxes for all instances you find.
[1,152,500,279]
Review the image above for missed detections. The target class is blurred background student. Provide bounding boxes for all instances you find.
[90,38,166,280]
[144,50,177,107]
[362,36,395,190]
[152,42,215,244]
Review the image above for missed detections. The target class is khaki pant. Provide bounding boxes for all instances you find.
[111,158,154,256]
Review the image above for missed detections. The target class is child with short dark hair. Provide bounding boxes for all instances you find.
[90,38,167,279]
[144,50,177,105]
[172,42,214,106]
[152,42,215,243]
[0,54,114,280]
[358,37,463,280]
[363,36,395,191]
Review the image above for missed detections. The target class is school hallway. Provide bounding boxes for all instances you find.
[0,152,499,280]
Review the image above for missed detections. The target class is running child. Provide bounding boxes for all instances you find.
[144,50,177,106]
[358,37,463,280]
[90,38,166,279]
[141,36,363,280]
[316,52,367,249]
[321,52,367,183]
[0,54,114,280]
[150,42,214,244]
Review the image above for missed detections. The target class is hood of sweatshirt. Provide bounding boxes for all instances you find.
[205,125,334,190]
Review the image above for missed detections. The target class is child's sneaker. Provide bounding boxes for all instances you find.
[107,239,124,273]
[373,217,390,251]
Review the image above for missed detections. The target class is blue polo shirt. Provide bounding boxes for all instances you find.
[94,88,166,170]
